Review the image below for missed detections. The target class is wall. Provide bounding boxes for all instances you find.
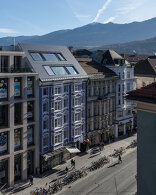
[137,110,156,195]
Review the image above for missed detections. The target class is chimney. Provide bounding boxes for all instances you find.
[68,46,74,54]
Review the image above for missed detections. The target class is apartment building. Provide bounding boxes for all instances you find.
[93,50,136,138]
[127,83,156,195]
[0,46,39,187]
[77,58,117,145]
[19,44,88,173]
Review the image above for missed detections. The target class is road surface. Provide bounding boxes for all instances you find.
[58,149,137,195]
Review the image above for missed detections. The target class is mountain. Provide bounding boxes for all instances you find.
[91,36,156,55]
[0,17,156,49]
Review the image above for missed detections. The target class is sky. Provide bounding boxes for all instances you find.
[0,0,156,38]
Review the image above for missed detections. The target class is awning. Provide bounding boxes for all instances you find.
[66,147,80,153]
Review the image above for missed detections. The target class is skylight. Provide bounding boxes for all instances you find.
[30,53,43,61]
[44,65,79,76]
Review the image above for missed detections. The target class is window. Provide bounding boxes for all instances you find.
[64,85,68,93]
[118,110,123,117]
[43,88,48,96]
[75,127,81,136]
[127,83,130,91]
[1,56,9,72]
[55,117,62,128]
[27,77,34,98]
[74,97,81,106]
[42,53,59,61]
[51,66,68,75]
[43,103,48,112]
[75,84,81,91]
[0,105,8,127]
[44,66,54,75]
[0,132,8,155]
[14,103,22,125]
[118,98,121,105]
[64,114,68,123]
[43,120,48,130]
[127,71,130,78]
[27,125,34,146]
[64,98,68,108]
[82,110,85,118]
[118,85,120,92]
[66,66,77,74]
[14,129,22,151]
[27,101,34,122]
[55,134,61,144]
[0,78,8,101]
[57,53,66,61]
[75,112,81,121]
[55,87,61,94]
[14,77,21,98]
[64,128,68,139]
[30,52,43,61]
[43,136,48,147]
[55,101,61,110]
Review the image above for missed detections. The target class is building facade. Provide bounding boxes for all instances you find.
[127,83,156,195]
[93,50,136,138]
[19,44,88,173]
[0,46,39,187]
[77,58,117,146]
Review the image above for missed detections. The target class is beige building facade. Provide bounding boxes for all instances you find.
[87,75,116,145]
[0,48,39,187]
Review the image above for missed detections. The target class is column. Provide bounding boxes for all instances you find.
[123,123,126,135]
[8,77,14,186]
[115,124,118,138]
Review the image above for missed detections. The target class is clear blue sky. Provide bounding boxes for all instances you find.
[0,0,156,38]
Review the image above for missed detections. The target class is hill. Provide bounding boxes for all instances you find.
[0,17,156,51]
[91,37,156,55]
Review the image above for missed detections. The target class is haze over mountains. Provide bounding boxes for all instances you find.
[0,17,156,54]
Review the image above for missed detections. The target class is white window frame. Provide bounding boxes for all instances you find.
[64,85,68,93]
[55,117,62,128]
[64,98,68,108]
[55,101,62,111]
[54,87,61,95]
[74,97,81,106]
[55,134,62,144]
[74,126,81,137]
[74,84,81,92]
[64,127,68,139]
[64,113,68,124]
[75,112,81,122]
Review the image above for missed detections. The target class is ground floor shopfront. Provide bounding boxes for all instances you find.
[87,126,115,147]
[41,147,70,174]
[0,149,38,187]
[115,118,134,138]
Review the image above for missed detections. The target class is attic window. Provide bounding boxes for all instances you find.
[44,65,78,76]
[30,51,66,61]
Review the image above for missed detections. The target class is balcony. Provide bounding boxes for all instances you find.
[0,67,33,73]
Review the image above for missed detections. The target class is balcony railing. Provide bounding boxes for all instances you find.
[0,67,33,73]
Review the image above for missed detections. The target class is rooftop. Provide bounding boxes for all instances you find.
[134,56,156,76]
[127,82,156,104]
[76,57,116,77]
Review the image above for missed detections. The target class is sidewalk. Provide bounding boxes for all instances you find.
[2,134,137,195]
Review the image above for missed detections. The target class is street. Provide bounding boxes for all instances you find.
[58,149,137,195]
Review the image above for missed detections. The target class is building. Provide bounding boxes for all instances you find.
[127,83,156,195]
[92,50,136,138]
[121,53,148,66]
[0,46,39,187]
[77,58,117,145]
[19,43,88,173]
[134,56,156,88]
